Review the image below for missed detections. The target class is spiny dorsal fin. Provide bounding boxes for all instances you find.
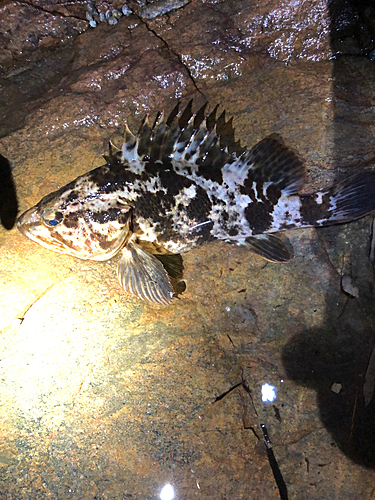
[120,101,237,168]
[103,140,122,166]
[118,101,306,197]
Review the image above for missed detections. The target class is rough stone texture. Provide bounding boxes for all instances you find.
[1,0,375,498]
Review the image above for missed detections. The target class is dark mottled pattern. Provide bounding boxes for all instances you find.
[89,164,140,194]
[63,212,81,228]
[90,208,125,224]
[239,176,275,234]
[186,186,212,222]
[228,227,239,236]
[66,191,79,202]
[244,200,274,235]
[299,193,331,226]
[99,238,115,250]
[196,153,224,183]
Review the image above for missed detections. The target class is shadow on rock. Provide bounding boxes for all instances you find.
[282,319,375,467]
[0,154,18,230]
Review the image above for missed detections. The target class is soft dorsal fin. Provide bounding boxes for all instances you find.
[243,135,306,195]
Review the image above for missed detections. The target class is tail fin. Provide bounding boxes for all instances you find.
[300,171,375,227]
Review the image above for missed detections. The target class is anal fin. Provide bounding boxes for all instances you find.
[246,234,291,262]
[118,241,174,306]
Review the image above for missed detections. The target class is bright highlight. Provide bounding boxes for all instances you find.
[261,383,277,403]
[160,483,175,500]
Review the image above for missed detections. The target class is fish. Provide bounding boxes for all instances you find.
[17,100,375,305]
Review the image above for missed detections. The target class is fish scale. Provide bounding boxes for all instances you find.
[17,101,375,305]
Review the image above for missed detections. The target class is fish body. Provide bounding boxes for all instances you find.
[17,101,375,305]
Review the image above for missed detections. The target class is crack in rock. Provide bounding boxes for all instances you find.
[135,12,205,98]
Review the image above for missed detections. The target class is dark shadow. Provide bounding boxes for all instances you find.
[0,154,18,229]
[328,0,375,176]
[288,0,375,468]
[282,317,375,467]
[281,1,375,468]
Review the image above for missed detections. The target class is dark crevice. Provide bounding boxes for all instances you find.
[212,381,243,403]
[18,1,86,22]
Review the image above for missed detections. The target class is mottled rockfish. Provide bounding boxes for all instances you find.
[17,101,375,305]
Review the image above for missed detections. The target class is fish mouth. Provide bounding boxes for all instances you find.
[17,206,41,237]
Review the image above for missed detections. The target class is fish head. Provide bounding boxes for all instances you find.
[17,169,133,261]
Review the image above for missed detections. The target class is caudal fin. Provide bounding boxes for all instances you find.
[300,170,375,227]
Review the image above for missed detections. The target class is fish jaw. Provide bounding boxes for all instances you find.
[17,205,77,256]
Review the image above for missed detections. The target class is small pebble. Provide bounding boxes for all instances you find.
[122,4,132,15]
[86,11,94,21]
[112,9,122,19]
[89,19,97,28]
[99,12,106,22]
[105,10,118,25]
[330,383,342,394]
[341,274,359,298]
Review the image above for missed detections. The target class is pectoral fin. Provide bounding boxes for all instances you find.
[246,234,291,262]
[118,241,174,305]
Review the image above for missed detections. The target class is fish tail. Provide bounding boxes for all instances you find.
[300,171,375,227]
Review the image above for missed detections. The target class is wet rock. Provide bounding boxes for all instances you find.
[1,0,375,498]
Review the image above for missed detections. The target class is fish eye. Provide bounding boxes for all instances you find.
[42,208,62,227]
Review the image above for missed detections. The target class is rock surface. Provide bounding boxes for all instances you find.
[1,0,375,498]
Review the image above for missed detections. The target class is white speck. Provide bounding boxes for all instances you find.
[315,192,324,204]
[225,306,231,312]
[160,484,174,500]
[197,482,200,490]
[261,383,277,403]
